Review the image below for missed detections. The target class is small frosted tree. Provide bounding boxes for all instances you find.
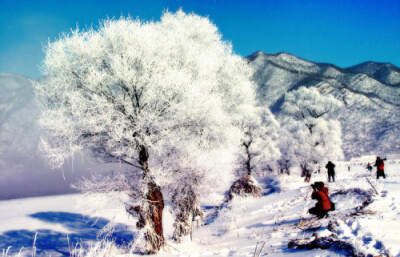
[278,87,343,179]
[158,139,238,241]
[236,108,280,176]
[35,10,256,253]
[229,108,280,198]
[277,127,295,175]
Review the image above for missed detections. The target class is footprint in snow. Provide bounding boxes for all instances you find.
[362,232,373,244]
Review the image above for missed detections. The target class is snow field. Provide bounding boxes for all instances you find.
[1,162,400,256]
[0,194,136,257]
[166,163,400,257]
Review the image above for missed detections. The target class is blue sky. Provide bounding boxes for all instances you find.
[1,0,400,78]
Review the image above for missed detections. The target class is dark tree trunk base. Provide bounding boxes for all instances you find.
[129,181,165,254]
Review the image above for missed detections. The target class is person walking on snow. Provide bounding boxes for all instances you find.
[374,157,386,179]
[308,181,331,219]
[303,166,312,183]
[325,161,335,182]
[366,163,373,172]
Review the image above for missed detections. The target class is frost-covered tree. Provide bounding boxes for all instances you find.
[158,139,238,241]
[228,108,280,198]
[278,87,343,179]
[35,10,256,253]
[236,108,280,176]
[277,127,296,175]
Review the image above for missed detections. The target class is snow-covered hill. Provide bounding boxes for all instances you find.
[0,74,128,200]
[347,61,400,86]
[1,162,400,256]
[247,52,400,159]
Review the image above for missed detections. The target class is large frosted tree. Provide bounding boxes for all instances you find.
[278,87,343,178]
[35,10,256,253]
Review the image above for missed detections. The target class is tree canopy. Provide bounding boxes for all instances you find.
[35,10,258,252]
[278,87,343,173]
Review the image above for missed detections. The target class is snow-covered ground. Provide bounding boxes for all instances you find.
[1,161,400,257]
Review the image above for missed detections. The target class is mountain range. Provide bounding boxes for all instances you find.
[247,51,400,159]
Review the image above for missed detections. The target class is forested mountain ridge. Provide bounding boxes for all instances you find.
[247,51,400,159]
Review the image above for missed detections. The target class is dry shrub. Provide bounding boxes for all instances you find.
[229,174,262,199]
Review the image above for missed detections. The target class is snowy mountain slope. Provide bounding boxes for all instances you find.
[0,74,128,200]
[247,52,400,158]
[346,61,400,87]
[1,162,400,257]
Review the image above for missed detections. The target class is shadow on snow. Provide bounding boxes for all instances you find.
[246,217,300,230]
[0,212,135,256]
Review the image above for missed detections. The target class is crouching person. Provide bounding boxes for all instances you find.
[308,181,331,219]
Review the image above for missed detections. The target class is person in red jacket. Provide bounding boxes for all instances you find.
[308,181,331,219]
[374,156,386,179]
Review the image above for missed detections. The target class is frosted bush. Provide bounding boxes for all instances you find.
[70,240,122,257]
[215,197,256,233]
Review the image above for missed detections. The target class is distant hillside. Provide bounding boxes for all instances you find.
[247,52,400,159]
[347,61,400,87]
[0,74,127,200]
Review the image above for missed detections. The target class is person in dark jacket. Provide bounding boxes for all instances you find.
[325,161,335,182]
[366,163,373,172]
[301,164,312,182]
[304,168,312,183]
[308,181,331,219]
[374,157,386,179]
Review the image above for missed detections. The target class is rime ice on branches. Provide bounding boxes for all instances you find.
[35,10,258,253]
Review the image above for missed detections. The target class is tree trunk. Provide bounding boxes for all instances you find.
[244,144,252,175]
[147,182,164,238]
[138,145,150,174]
[129,145,165,254]
[145,181,165,251]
